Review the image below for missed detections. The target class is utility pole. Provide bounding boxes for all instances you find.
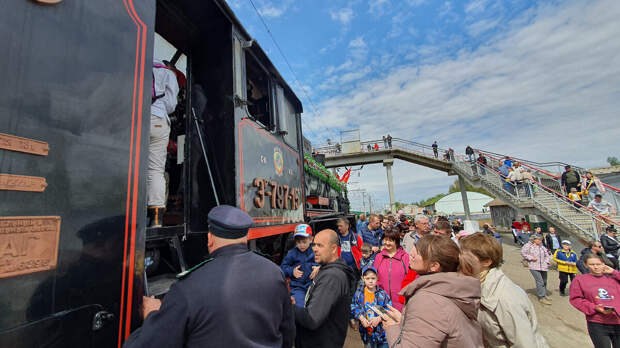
[362,191,366,213]
[368,194,373,214]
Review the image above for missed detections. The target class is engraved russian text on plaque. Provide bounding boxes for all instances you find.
[0,216,61,278]
[0,174,48,192]
[0,133,50,156]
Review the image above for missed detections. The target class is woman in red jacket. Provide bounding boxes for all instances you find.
[570,253,620,348]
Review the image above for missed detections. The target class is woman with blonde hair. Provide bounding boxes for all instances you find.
[378,234,484,348]
[460,233,548,348]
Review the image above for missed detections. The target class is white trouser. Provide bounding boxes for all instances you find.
[147,115,170,207]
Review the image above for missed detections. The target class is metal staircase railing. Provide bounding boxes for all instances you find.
[475,149,620,214]
[315,138,455,163]
[315,137,617,241]
[451,157,618,241]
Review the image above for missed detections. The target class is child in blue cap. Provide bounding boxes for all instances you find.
[280,224,320,307]
[350,266,392,348]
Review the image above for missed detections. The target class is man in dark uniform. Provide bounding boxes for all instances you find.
[124,205,295,348]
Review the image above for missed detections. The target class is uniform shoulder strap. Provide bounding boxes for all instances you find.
[176,257,214,279]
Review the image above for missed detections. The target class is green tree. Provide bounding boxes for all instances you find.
[608,157,620,166]
[393,201,406,211]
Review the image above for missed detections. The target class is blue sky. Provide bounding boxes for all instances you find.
[226,0,620,210]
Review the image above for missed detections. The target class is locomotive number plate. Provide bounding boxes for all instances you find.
[0,216,61,278]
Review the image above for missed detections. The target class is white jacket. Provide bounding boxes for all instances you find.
[478,268,548,348]
[152,60,179,122]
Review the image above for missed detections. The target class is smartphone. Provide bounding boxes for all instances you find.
[371,305,397,322]
[604,306,614,311]
[372,305,388,315]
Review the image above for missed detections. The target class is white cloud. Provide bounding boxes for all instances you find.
[330,7,355,26]
[369,0,390,15]
[308,1,620,203]
[439,1,453,17]
[257,0,294,18]
[467,18,500,37]
[406,0,426,7]
[349,36,367,48]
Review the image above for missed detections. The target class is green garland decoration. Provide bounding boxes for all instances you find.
[304,154,347,193]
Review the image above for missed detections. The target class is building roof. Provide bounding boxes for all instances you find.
[484,198,508,207]
[590,166,620,175]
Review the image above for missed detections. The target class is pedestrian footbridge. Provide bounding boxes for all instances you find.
[316,138,620,243]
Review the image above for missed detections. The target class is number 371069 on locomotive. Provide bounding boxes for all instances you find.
[238,120,304,228]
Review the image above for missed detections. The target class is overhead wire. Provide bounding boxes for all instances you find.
[246,0,322,142]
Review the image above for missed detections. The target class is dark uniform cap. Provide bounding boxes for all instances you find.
[208,205,253,239]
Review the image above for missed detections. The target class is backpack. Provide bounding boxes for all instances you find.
[565,171,579,184]
[152,63,168,103]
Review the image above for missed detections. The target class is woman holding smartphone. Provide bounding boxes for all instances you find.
[570,254,620,348]
[376,234,484,348]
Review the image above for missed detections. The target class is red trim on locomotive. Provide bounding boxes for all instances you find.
[119,0,147,346]
[247,223,297,240]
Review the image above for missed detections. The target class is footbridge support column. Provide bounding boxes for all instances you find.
[458,175,472,220]
[383,159,395,213]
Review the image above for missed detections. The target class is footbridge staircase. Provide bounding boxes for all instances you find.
[317,138,619,243]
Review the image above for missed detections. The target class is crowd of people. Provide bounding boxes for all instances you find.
[283,212,620,348]
[279,212,552,348]
[125,203,620,348]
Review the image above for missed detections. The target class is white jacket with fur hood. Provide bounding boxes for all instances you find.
[479,268,549,348]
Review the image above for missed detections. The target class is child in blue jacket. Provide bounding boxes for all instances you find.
[350,266,392,348]
[281,224,319,307]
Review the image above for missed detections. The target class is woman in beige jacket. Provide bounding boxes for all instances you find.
[460,233,549,348]
[378,235,484,348]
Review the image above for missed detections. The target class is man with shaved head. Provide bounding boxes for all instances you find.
[294,229,356,348]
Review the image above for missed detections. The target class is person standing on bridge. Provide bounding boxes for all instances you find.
[465,145,474,162]
[589,195,617,235]
[387,134,393,149]
[584,171,606,203]
[477,154,488,175]
[383,135,388,149]
[432,141,439,158]
[561,165,581,195]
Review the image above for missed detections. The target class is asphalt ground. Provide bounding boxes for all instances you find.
[344,239,592,348]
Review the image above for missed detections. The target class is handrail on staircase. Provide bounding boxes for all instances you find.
[475,149,620,195]
[463,158,619,237]
[473,148,585,170]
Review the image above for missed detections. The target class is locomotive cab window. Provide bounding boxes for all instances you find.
[246,54,273,130]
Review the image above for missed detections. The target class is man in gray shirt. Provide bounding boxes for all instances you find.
[401,214,431,254]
